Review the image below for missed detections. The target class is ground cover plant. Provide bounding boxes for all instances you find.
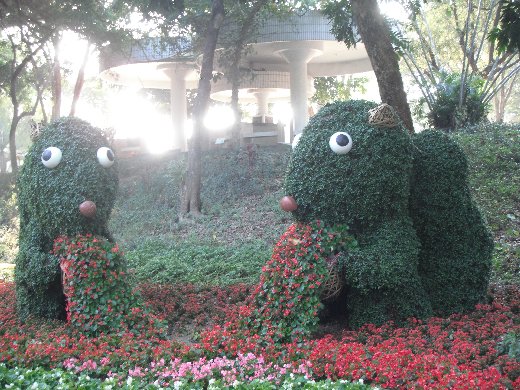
[451,124,520,284]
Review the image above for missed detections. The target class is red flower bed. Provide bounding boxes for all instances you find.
[138,283,252,334]
[1,280,520,388]
[308,302,520,388]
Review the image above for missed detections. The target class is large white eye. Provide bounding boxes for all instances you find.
[41,147,63,168]
[329,132,353,154]
[97,147,115,168]
[292,133,302,150]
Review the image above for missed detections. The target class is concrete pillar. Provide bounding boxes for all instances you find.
[277,48,321,135]
[162,64,194,152]
[253,90,269,119]
[250,89,277,123]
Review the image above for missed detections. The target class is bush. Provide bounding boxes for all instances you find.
[498,332,520,361]
[451,124,520,283]
[418,72,489,130]
[0,174,18,263]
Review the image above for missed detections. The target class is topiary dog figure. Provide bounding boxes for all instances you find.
[282,100,492,328]
[16,117,118,321]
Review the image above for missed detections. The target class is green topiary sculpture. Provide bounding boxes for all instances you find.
[282,100,492,328]
[410,130,493,316]
[16,117,118,321]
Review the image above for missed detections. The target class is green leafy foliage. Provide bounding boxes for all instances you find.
[53,234,166,338]
[110,145,290,250]
[0,175,17,263]
[489,0,520,54]
[15,117,118,321]
[498,332,520,361]
[345,220,433,329]
[285,100,432,327]
[126,239,271,286]
[286,100,413,228]
[451,123,520,283]
[416,72,489,130]
[311,76,368,106]
[410,130,493,316]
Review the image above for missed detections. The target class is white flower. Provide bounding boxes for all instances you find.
[173,381,183,390]
[127,376,133,386]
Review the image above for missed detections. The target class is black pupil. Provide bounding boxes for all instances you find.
[336,134,349,147]
[42,149,52,161]
[106,149,114,161]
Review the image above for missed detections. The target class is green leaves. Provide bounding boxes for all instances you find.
[488,0,520,54]
[411,129,493,316]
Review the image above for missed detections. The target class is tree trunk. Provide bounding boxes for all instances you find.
[51,34,62,121]
[69,42,91,117]
[0,150,5,174]
[494,73,516,123]
[494,90,505,123]
[351,0,414,133]
[230,67,242,148]
[0,133,6,173]
[179,0,224,218]
[9,117,20,174]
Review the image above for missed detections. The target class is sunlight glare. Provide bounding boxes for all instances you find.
[108,88,173,154]
[203,106,235,131]
[59,31,99,79]
[272,103,293,144]
[379,1,408,22]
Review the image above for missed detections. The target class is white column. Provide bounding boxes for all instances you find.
[251,89,272,122]
[162,64,194,152]
[254,91,269,118]
[277,48,321,135]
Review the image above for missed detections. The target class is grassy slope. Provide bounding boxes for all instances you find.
[451,124,520,283]
[110,144,292,286]
[112,124,519,286]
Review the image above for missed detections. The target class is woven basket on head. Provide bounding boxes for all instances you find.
[321,253,344,301]
[368,103,399,128]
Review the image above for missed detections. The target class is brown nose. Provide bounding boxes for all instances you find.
[79,200,97,218]
[280,195,298,212]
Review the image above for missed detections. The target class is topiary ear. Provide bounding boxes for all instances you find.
[368,103,400,128]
